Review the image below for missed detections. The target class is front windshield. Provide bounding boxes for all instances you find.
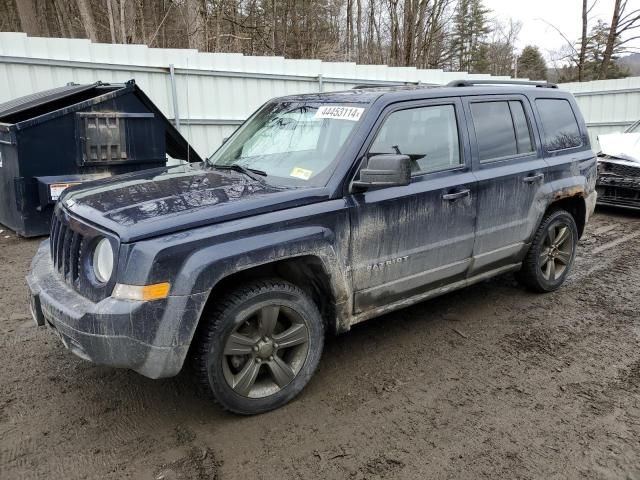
[209,101,366,187]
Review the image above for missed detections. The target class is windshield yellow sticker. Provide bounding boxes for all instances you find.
[315,106,364,121]
[290,167,313,180]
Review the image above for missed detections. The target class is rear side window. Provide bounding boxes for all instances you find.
[470,100,534,162]
[510,101,533,154]
[536,99,582,151]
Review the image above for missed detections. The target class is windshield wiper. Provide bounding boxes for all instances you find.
[212,164,267,180]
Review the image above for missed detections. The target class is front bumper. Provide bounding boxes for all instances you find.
[596,176,640,210]
[26,241,207,378]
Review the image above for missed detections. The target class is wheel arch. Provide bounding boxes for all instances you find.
[201,254,344,336]
[547,194,587,238]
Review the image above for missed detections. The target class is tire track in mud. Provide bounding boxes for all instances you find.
[503,210,640,360]
[567,211,640,288]
[2,211,640,480]
[493,210,640,478]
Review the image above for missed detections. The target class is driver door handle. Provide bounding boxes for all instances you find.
[442,189,471,201]
[523,173,544,183]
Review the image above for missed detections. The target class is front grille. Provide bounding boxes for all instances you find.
[50,213,84,283]
[600,161,640,178]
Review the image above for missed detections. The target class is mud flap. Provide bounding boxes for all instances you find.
[29,294,45,327]
[585,191,598,224]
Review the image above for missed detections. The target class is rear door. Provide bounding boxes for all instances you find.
[533,96,595,196]
[464,95,547,275]
[347,98,477,314]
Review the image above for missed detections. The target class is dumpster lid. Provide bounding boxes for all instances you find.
[128,82,202,163]
[0,83,98,118]
[0,80,202,163]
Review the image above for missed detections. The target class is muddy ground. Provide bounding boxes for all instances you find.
[1,208,640,480]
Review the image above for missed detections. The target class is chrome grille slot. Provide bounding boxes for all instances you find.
[61,228,73,276]
[50,214,60,261]
[70,233,83,281]
[55,223,66,271]
[49,212,85,284]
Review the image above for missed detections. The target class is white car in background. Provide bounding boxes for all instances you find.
[597,121,640,209]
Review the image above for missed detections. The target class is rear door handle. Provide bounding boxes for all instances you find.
[523,173,544,183]
[442,189,471,201]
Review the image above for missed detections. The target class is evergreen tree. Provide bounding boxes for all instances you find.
[584,20,628,80]
[450,0,491,72]
[517,45,547,80]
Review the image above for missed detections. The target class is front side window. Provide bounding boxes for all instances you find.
[470,100,534,162]
[210,101,366,186]
[536,98,582,151]
[369,104,461,175]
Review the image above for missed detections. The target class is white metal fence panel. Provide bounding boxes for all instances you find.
[562,77,640,149]
[0,32,512,159]
[1,32,638,158]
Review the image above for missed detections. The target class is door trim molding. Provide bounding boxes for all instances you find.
[354,258,471,313]
[351,263,521,325]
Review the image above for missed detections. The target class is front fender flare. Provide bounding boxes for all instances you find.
[171,226,350,305]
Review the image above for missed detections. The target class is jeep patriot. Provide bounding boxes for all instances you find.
[28,80,598,414]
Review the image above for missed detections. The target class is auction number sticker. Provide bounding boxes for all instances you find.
[315,106,364,121]
[50,183,80,201]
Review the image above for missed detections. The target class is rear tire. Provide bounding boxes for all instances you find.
[517,209,578,293]
[191,279,324,415]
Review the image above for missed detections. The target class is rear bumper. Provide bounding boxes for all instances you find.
[585,190,598,222]
[26,241,207,378]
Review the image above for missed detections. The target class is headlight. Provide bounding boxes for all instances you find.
[93,238,114,283]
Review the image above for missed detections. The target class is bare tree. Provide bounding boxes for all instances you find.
[14,0,40,36]
[599,0,640,79]
[13,0,630,81]
[75,0,98,41]
[185,0,207,50]
[106,0,117,43]
[578,0,598,81]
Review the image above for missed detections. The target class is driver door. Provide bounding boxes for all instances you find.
[347,99,477,315]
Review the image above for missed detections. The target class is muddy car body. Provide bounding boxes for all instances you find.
[597,120,640,209]
[28,81,597,414]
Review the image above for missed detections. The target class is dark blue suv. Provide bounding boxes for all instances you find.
[28,81,598,414]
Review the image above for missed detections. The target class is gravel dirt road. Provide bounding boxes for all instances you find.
[1,208,640,480]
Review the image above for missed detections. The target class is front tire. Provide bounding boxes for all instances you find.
[192,279,324,415]
[517,209,578,292]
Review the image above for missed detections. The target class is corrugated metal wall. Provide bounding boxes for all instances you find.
[1,32,638,158]
[0,32,512,159]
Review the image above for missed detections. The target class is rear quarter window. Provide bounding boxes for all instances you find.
[536,98,582,151]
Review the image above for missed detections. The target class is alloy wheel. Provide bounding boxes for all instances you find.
[539,222,574,282]
[221,304,310,398]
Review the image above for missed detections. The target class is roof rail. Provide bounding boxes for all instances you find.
[446,79,558,89]
[351,83,410,89]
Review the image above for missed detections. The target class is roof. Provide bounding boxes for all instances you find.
[280,80,565,104]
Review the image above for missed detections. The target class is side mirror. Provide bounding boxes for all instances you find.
[352,154,411,191]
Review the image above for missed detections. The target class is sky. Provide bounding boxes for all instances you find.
[483,0,640,61]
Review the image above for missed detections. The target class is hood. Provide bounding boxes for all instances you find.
[61,162,330,242]
[599,132,640,163]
